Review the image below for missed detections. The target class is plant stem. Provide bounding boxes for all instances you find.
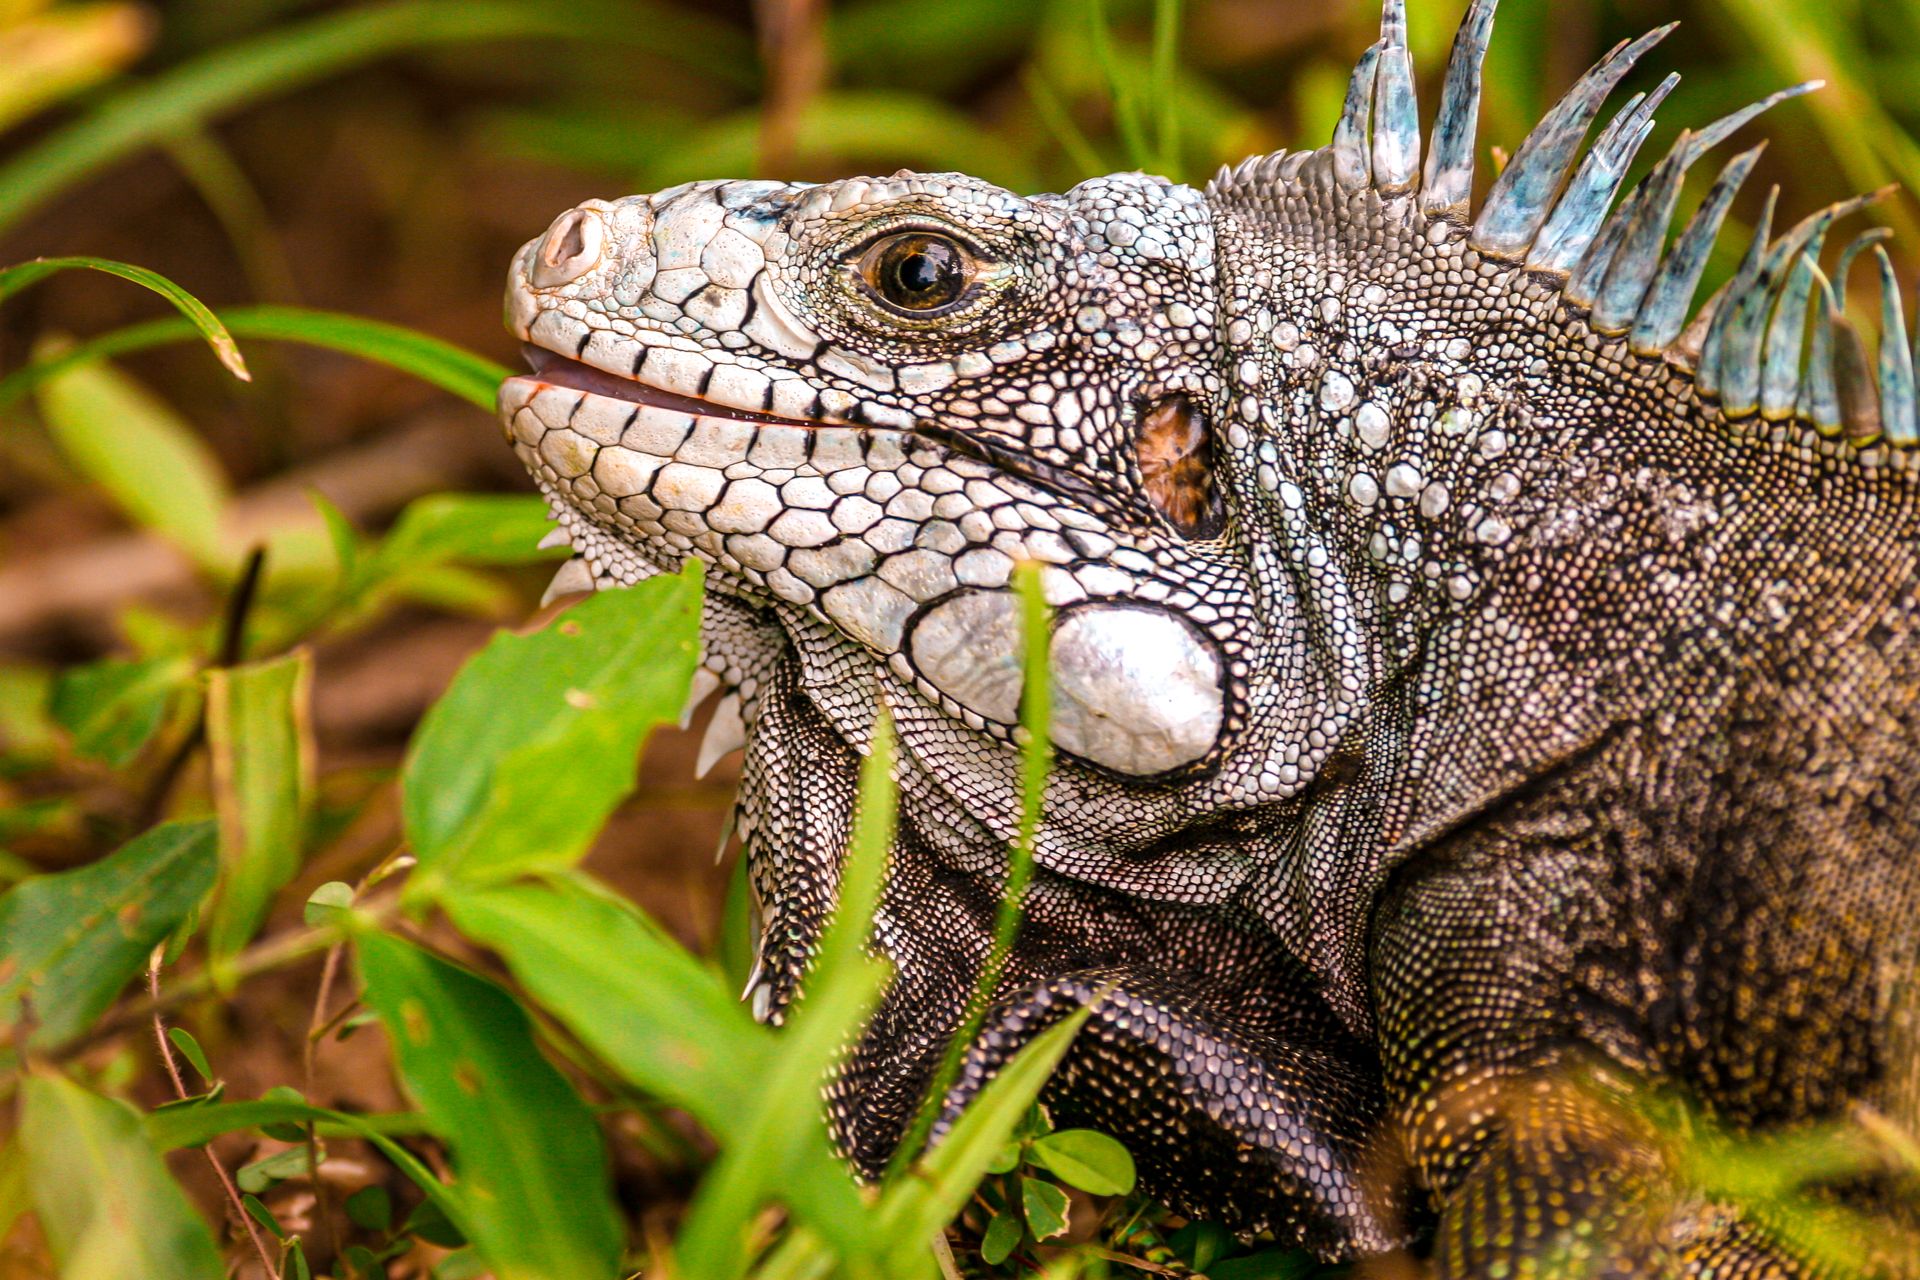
[149,956,280,1279]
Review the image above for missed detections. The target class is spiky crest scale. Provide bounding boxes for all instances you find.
[1209,1,1914,450]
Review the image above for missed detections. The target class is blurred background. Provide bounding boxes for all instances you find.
[1,0,1917,1272]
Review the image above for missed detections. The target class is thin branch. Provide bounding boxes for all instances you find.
[149,954,279,1279]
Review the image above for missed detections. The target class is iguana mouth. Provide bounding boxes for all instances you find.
[515,343,1111,509]
[520,345,845,430]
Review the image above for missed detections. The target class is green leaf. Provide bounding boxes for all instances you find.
[144,1098,427,1151]
[403,565,702,890]
[1168,1220,1233,1272]
[357,931,623,1280]
[0,0,752,239]
[0,256,248,380]
[48,655,193,766]
[985,1140,1022,1175]
[671,725,897,1278]
[19,1072,225,1278]
[0,821,217,1051]
[166,1027,213,1085]
[237,1143,319,1194]
[206,650,315,975]
[873,1010,1089,1272]
[433,1247,487,1280]
[304,881,354,926]
[364,493,567,585]
[441,874,761,1135]
[258,1085,311,1142]
[444,874,878,1269]
[1027,1129,1135,1197]
[1020,1176,1070,1242]
[408,1198,468,1249]
[344,1244,385,1279]
[345,1184,392,1232]
[33,353,232,568]
[981,1205,1024,1265]
[0,305,511,411]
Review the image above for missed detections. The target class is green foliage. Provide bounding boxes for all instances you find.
[357,931,625,1280]
[402,568,703,893]
[19,1072,226,1278]
[0,821,218,1052]
[0,256,248,380]
[206,650,314,977]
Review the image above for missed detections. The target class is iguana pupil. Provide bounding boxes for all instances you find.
[862,231,970,312]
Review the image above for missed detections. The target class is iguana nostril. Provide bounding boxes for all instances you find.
[531,207,605,288]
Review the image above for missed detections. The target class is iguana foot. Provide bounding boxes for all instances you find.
[929,969,1407,1259]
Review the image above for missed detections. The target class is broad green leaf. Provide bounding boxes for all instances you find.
[206,650,314,975]
[1020,1175,1070,1241]
[441,874,762,1134]
[446,873,877,1268]
[33,353,231,568]
[357,931,623,1280]
[47,654,192,766]
[304,880,354,926]
[0,662,58,758]
[0,820,217,1050]
[0,305,511,410]
[0,0,753,237]
[1027,1129,1135,1197]
[242,1193,286,1239]
[20,1072,224,1279]
[0,256,248,379]
[0,1138,27,1256]
[346,1185,392,1232]
[403,565,702,889]
[1203,1249,1323,1280]
[364,493,567,586]
[981,1204,1024,1265]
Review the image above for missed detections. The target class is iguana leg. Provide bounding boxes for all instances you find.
[1371,812,1907,1278]
[926,968,1407,1259]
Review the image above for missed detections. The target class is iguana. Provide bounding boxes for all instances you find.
[497,1,1920,1270]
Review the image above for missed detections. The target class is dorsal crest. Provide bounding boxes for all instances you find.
[1208,0,1918,453]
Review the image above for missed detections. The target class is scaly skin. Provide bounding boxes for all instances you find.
[497,2,1920,1270]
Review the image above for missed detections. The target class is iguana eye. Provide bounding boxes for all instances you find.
[858,232,974,314]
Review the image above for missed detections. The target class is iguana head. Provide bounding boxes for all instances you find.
[500,0,1908,1250]
[500,168,1252,781]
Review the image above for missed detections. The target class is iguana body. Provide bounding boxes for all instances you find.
[498,2,1920,1270]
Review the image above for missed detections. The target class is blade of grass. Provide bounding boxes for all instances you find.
[0,305,509,410]
[671,718,897,1280]
[887,560,1051,1181]
[1149,0,1182,176]
[1023,67,1107,182]
[1086,0,1149,170]
[0,257,247,380]
[0,0,753,238]
[159,129,301,305]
